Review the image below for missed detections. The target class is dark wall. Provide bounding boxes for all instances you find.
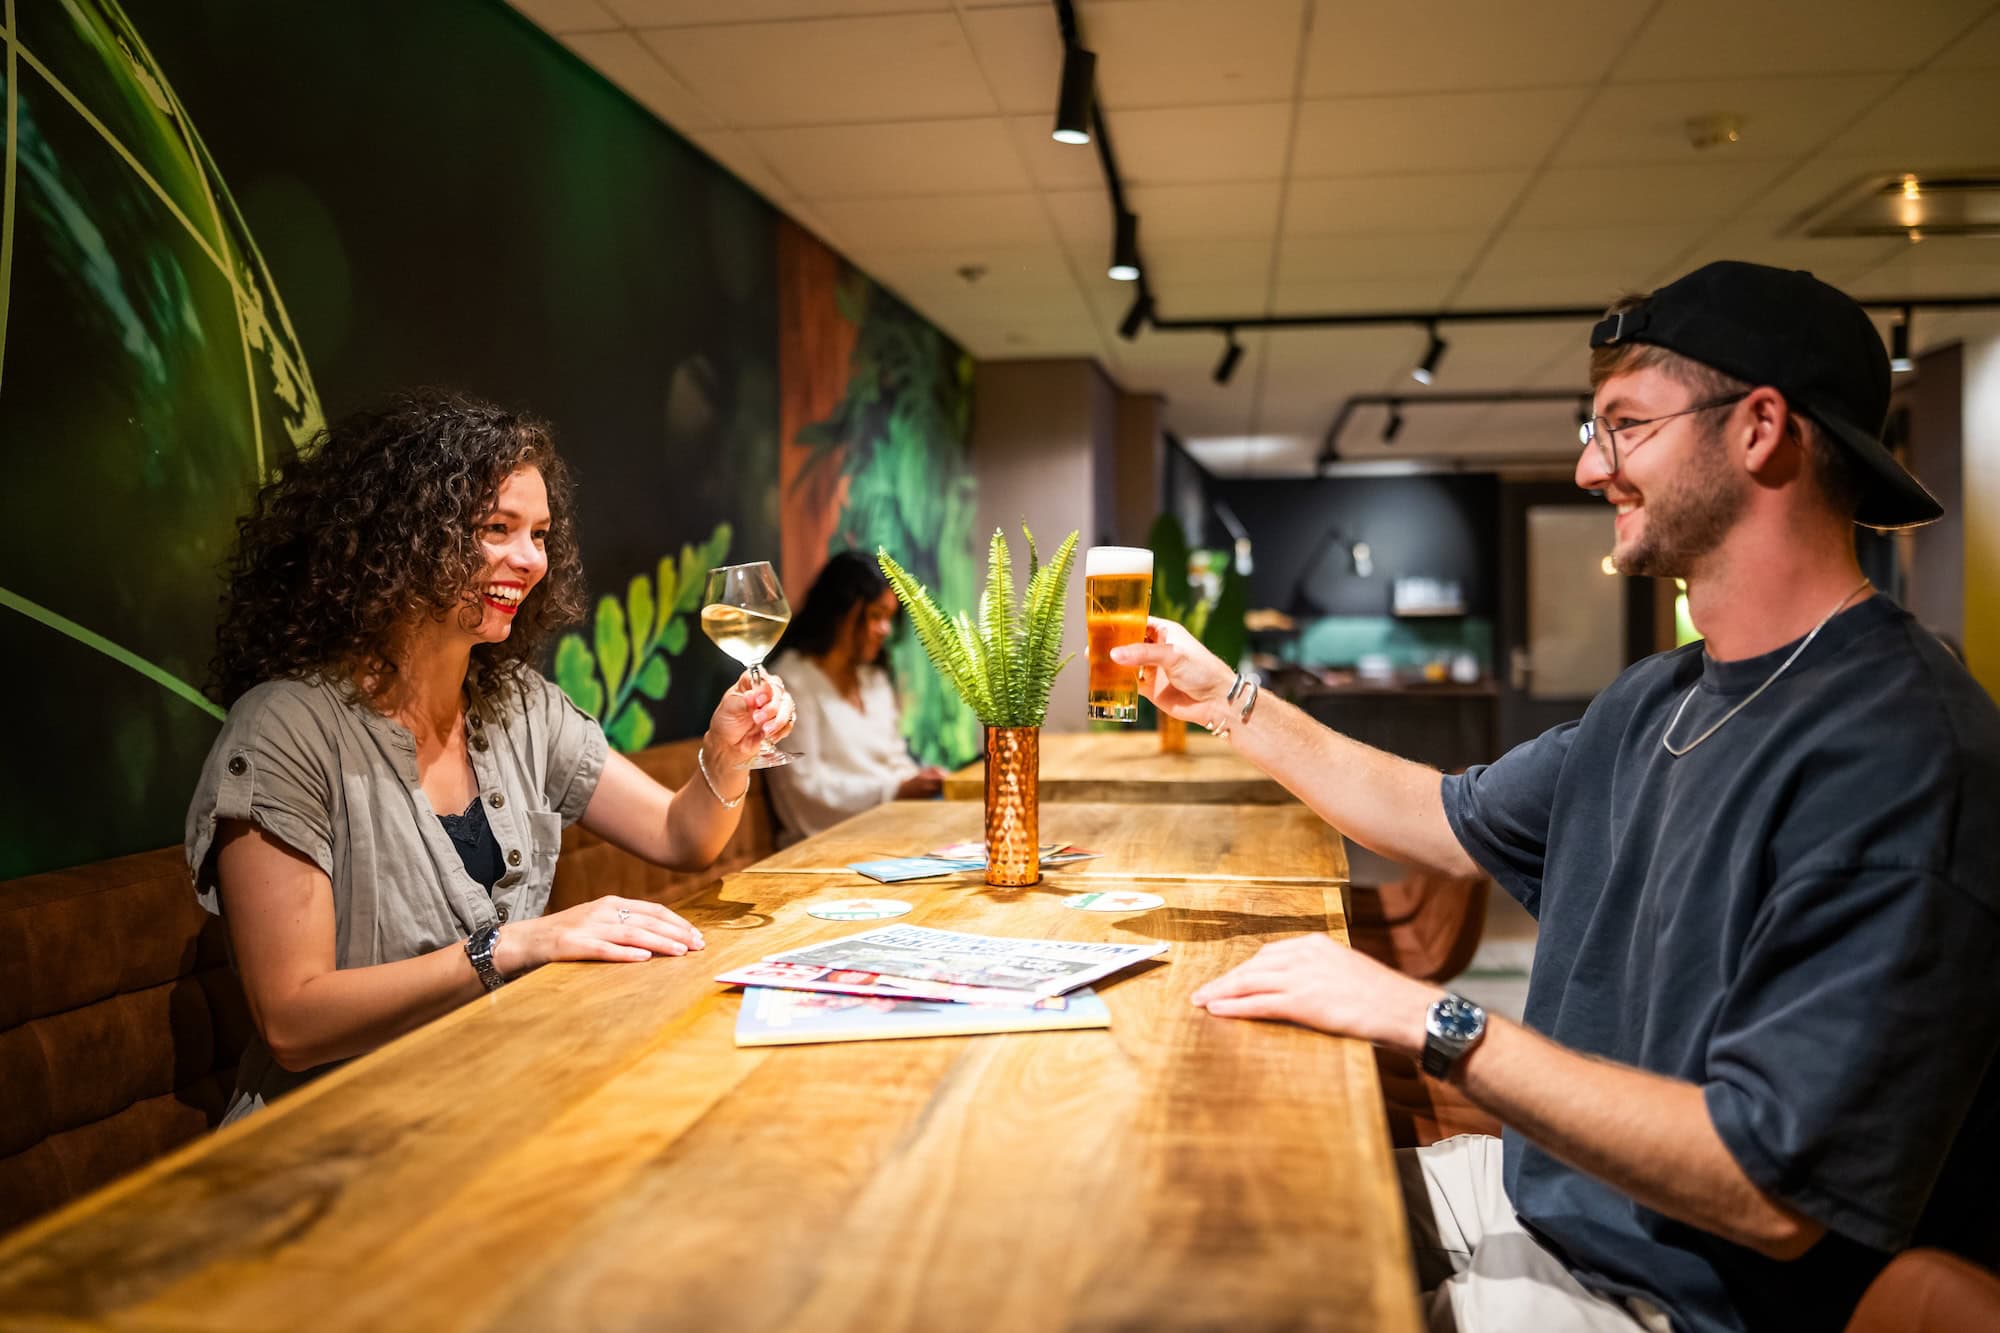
[1214,474,1499,619]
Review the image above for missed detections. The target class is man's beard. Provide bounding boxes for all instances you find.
[1616,428,1746,578]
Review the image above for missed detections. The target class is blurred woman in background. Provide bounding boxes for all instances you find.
[765,550,944,844]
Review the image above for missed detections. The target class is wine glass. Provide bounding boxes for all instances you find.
[700,561,800,769]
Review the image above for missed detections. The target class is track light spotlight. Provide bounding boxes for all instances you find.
[1891,307,1914,373]
[1214,329,1243,385]
[1109,211,1141,282]
[1052,44,1095,145]
[1118,291,1151,341]
[1382,401,1404,444]
[1411,325,1447,385]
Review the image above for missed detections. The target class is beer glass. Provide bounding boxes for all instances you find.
[700,561,800,768]
[1084,546,1153,722]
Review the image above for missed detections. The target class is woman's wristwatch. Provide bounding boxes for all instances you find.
[465,923,506,992]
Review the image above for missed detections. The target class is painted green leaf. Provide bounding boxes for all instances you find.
[627,575,655,657]
[594,597,630,703]
[606,698,655,753]
[661,617,688,654]
[553,634,603,717]
[634,654,669,700]
[654,555,678,644]
[674,542,704,613]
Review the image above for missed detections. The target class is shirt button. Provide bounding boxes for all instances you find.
[488,792,505,809]
[226,756,247,776]
[469,713,483,729]
[496,906,510,923]
[472,736,489,752]
[506,849,522,867]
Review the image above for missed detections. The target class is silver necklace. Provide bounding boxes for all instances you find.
[1660,578,1871,757]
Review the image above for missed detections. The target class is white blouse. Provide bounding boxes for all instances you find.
[764,651,918,844]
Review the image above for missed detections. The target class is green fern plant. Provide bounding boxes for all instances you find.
[878,525,1078,727]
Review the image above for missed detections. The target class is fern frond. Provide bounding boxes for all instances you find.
[954,609,995,719]
[980,529,1019,722]
[878,550,982,707]
[1021,529,1079,721]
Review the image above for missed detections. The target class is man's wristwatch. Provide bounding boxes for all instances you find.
[1421,992,1487,1079]
[465,923,506,992]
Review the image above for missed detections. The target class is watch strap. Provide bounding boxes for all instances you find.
[466,923,506,992]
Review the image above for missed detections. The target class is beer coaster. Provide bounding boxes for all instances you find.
[1063,890,1165,914]
[805,898,913,922]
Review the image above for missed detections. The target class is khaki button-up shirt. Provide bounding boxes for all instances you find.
[185,670,608,1121]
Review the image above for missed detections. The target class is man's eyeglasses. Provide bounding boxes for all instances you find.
[1578,394,1749,474]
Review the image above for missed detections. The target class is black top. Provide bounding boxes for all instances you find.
[438,794,505,893]
[1442,596,2000,1333]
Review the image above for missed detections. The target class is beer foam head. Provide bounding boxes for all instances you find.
[1085,546,1153,578]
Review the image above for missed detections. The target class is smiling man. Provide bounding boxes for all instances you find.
[1117,262,2000,1332]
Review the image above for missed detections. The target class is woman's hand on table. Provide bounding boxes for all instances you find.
[897,766,948,800]
[705,668,796,766]
[1189,934,1437,1055]
[493,896,705,975]
[1111,619,1236,733]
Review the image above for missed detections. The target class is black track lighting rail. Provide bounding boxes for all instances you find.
[1320,390,1591,465]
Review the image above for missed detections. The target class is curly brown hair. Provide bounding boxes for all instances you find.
[210,389,588,707]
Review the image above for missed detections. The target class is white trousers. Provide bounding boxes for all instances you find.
[1398,1135,1674,1333]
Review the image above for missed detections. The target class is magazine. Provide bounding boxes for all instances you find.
[733,985,1112,1046]
[752,923,1167,998]
[713,959,1031,1005]
[850,843,1102,884]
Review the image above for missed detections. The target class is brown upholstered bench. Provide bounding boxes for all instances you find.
[0,737,775,1236]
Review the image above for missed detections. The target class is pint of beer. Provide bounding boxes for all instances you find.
[1084,546,1153,722]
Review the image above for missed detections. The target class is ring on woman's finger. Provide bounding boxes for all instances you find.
[615,906,631,924]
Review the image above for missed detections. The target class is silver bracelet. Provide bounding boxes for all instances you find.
[1207,673,1261,737]
[696,743,747,809]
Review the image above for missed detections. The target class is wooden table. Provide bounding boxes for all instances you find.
[0,871,1414,1331]
[944,729,1290,804]
[749,799,1348,884]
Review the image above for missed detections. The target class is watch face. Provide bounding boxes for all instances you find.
[1430,996,1484,1042]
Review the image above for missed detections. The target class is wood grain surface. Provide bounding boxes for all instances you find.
[746,800,1348,884]
[0,866,1413,1332]
[943,730,1290,804]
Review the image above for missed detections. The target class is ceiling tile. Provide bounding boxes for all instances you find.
[1276,231,1488,284]
[960,5,1066,115]
[1511,161,1782,229]
[811,193,1055,250]
[749,119,1033,198]
[1665,227,1909,286]
[1475,223,1702,274]
[1554,74,1899,167]
[1614,0,1994,80]
[1845,242,2000,298]
[640,15,996,127]
[946,320,1109,359]
[1282,172,1531,236]
[1078,0,1305,108]
[565,31,723,132]
[607,0,954,24]
[1304,0,1648,96]
[510,0,622,33]
[1088,278,1271,325]
[1822,69,2000,163]
[1291,89,1591,176]
[1046,182,1281,252]
[1269,274,1462,312]
[1933,8,2000,67]
[1103,103,1296,184]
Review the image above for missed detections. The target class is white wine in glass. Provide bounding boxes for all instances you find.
[700,561,800,769]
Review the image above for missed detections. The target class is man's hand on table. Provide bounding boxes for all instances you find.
[1190,934,1440,1057]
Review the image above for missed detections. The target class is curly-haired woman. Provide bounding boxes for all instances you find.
[186,390,793,1122]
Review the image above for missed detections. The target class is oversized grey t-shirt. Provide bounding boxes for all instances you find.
[185,670,609,1121]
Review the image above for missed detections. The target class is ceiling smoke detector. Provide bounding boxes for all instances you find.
[1685,113,1744,151]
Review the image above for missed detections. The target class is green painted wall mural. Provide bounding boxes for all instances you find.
[1,2,976,878]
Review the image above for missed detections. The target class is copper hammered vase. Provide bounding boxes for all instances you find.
[983,726,1040,887]
[1158,710,1187,754]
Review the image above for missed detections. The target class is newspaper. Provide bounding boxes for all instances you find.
[751,923,1167,998]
